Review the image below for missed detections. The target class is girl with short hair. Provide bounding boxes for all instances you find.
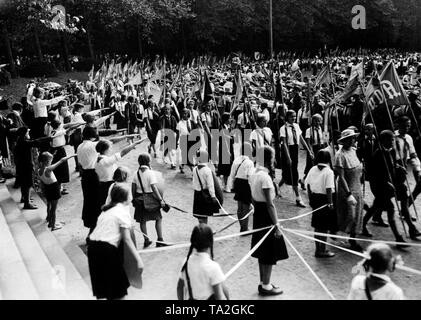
[88,184,143,300]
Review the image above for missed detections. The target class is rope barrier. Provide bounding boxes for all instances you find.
[281,230,336,300]
[225,226,275,279]
[283,228,421,277]
[278,205,328,222]
[137,225,273,254]
[283,228,421,248]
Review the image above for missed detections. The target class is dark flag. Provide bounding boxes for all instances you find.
[379,61,410,106]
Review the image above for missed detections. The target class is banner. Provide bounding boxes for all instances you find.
[379,61,410,106]
[314,66,332,88]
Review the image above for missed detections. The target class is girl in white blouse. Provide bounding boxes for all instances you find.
[192,149,221,224]
[348,243,404,300]
[177,224,229,300]
[95,139,143,209]
[88,184,143,300]
[132,153,166,248]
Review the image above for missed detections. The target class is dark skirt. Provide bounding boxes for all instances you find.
[133,193,162,223]
[43,181,61,201]
[180,135,199,166]
[98,181,114,209]
[309,193,337,232]
[146,121,158,144]
[193,190,215,216]
[251,201,289,265]
[16,166,33,188]
[87,240,129,300]
[51,146,69,184]
[233,178,252,204]
[281,144,299,186]
[81,169,101,228]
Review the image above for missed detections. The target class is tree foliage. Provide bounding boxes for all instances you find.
[1,0,421,65]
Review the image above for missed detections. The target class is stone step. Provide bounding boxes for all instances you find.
[6,182,93,299]
[0,186,68,300]
[0,205,39,300]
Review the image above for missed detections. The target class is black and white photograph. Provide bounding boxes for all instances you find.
[0,0,421,312]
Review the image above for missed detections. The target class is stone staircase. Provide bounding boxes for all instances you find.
[0,183,93,300]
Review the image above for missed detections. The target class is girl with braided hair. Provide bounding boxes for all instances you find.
[177,224,229,300]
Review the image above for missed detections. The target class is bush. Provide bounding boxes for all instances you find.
[73,58,101,72]
[20,61,58,78]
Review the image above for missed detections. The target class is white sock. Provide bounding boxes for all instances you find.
[262,284,272,290]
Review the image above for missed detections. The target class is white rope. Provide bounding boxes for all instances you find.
[138,225,272,254]
[225,226,275,279]
[284,228,421,248]
[284,228,421,277]
[281,230,336,300]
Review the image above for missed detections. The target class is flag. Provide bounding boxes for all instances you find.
[127,72,142,85]
[379,61,410,106]
[291,59,300,72]
[314,66,332,87]
[88,65,94,81]
[350,62,364,81]
[330,74,361,105]
[364,75,384,115]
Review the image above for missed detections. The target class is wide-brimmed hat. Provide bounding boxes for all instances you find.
[338,129,359,142]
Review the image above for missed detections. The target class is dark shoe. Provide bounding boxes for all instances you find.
[361,228,373,238]
[411,216,417,222]
[396,236,410,249]
[143,239,152,248]
[299,179,306,191]
[61,189,69,195]
[258,284,283,296]
[170,165,176,170]
[372,220,389,228]
[179,167,185,174]
[23,204,38,210]
[315,251,336,258]
[296,200,306,208]
[156,240,169,247]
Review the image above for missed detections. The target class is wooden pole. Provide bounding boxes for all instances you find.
[269,0,273,59]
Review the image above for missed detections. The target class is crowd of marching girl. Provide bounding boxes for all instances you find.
[71,121,408,300]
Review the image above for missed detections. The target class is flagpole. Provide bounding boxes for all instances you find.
[375,64,420,222]
[360,79,408,237]
[269,0,273,59]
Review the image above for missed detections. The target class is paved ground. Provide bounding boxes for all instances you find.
[50,133,421,300]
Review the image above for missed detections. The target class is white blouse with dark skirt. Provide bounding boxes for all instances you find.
[89,203,132,248]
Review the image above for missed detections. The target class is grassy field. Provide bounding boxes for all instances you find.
[0,72,88,105]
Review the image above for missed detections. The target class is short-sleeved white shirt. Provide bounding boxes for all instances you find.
[132,167,158,193]
[179,251,226,300]
[95,153,121,182]
[305,126,324,146]
[347,274,405,300]
[305,164,335,194]
[89,203,132,247]
[250,127,273,149]
[249,166,275,202]
[192,165,215,197]
[280,123,302,146]
[177,120,192,136]
[229,155,255,180]
[77,140,98,170]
